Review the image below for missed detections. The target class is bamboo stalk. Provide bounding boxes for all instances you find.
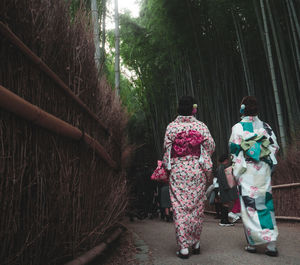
[64,227,123,265]
[265,0,294,133]
[232,9,253,96]
[0,85,117,169]
[288,0,300,40]
[259,0,287,151]
[114,0,120,95]
[91,0,101,70]
[0,21,109,136]
[286,0,300,86]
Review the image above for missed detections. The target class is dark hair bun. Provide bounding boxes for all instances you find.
[178,96,194,116]
[241,96,258,116]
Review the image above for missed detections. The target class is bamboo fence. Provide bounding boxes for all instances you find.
[0,0,130,264]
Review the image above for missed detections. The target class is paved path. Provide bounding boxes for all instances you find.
[125,215,300,265]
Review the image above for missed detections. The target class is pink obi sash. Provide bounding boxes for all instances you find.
[171,130,204,158]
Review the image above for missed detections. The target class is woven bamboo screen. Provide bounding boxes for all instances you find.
[0,0,129,264]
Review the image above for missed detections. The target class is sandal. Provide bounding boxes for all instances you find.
[192,246,200,255]
[176,251,189,259]
[245,245,257,253]
[265,249,278,257]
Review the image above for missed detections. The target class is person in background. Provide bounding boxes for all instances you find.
[149,182,160,219]
[229,96,280,257]
[162,96,215,259]
[216,154,238,226]
[159,182,173,222]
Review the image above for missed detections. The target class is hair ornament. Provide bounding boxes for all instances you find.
[240,104,245,114]
[192,104,197,115]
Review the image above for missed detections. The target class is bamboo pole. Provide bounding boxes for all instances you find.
[232,9,253,96]
[265,0,294,133]
[275,216,300,221]
[204,211,300,221]
[91,0,101,70]
[114,0,120,96]
[100,0,107,71]
[64,227,123,265]
[286,0,300,85]
[0,21,109,136]
[272,182,300,189]
[288,0,300,40]
[0,85,117,169]
[259,0,287,151]
[205,183,300,220]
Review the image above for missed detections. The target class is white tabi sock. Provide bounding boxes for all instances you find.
[180,248,189,255]
[267,241,277,251]
[194,241,200,249]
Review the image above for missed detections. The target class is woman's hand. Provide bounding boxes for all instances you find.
[205,170,213,183]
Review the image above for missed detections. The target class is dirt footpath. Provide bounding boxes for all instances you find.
[125,215,300,265]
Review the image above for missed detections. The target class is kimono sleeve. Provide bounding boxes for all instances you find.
[201,123,215,156]
[229,123,247,177]
[162,123,173,168]
[229,123,243,159]
[264,122,280,166]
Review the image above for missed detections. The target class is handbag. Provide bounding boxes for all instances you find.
[150,160,169,183]
[225,166,236,188]
[209,190,216,205]
[205,183,215,199]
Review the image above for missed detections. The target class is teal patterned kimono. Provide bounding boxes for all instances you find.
[229,116,279,245]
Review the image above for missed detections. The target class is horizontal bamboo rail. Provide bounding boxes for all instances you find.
[205,183,300,221]
[275,216,300,221]
[64,227,123,265]
[204,211,300,221]
[0,85,117,169]
[0,21,109,136]
[272,182,300,189]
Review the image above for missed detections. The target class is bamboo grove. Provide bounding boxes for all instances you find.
[118,0,300,219]
[119,0,300,163]
[1,0,300,263]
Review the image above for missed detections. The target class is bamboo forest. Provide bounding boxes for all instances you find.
[0,0,300,264]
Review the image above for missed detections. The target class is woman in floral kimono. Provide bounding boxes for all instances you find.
[163,96,215,259]
[229,96,280,257]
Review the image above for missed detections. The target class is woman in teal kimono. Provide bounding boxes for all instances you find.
[229,96,280,257]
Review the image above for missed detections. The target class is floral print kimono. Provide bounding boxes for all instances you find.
[163,115,215,249]
[229,116,279,246]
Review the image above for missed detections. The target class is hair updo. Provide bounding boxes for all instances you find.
[178,96,194,116]
[241,96,258,116]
